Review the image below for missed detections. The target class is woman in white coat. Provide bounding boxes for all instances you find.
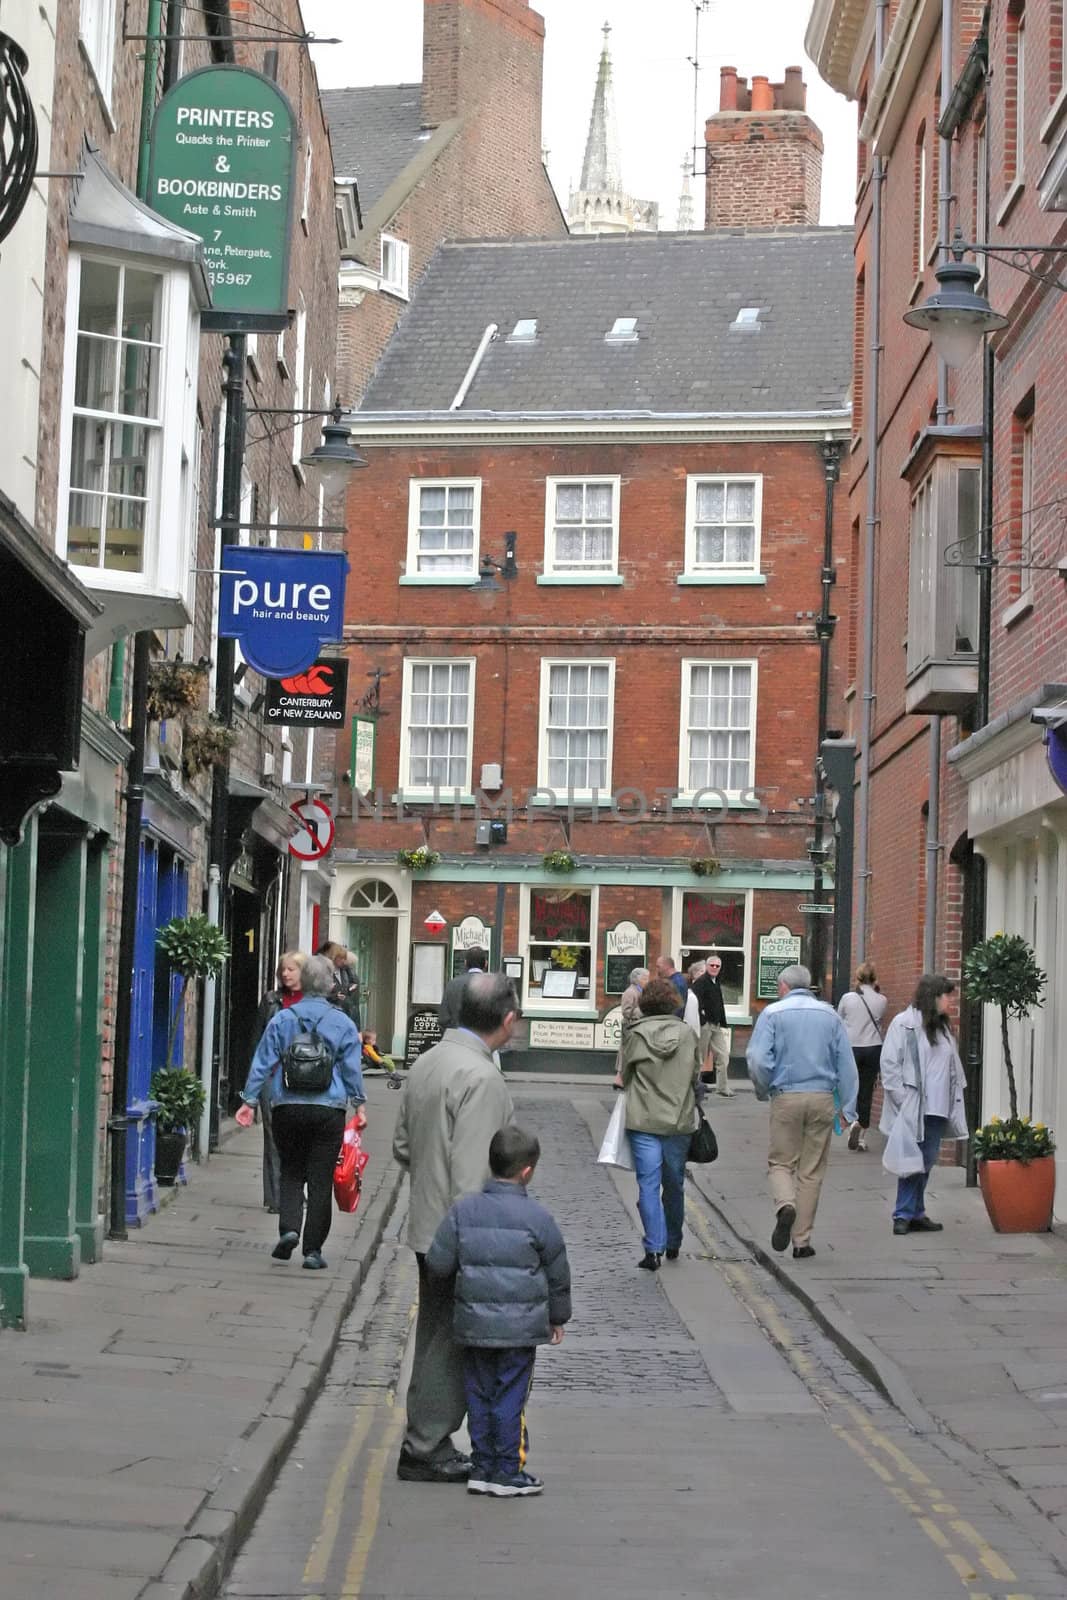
[880,973,968,1236]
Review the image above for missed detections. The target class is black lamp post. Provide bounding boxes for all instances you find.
[470,531,518,592]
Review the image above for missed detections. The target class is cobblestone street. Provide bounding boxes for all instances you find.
[223,1087,1067,1600]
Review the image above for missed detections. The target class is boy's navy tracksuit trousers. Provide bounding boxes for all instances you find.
[463,1346,536,1480]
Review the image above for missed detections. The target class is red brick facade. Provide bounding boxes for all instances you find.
[329,430,849,1062]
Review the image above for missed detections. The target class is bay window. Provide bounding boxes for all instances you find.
[59,149,210,650]
[904,440,981,713]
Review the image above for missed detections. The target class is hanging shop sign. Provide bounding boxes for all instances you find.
[757,925,803,999]
[288,797,334,861]
[350,716,377,795]
[218,547,347,678]
[604,919,648,995]
[1046,724,1067,797]
[264,657,348,727]
[148,65,297,331]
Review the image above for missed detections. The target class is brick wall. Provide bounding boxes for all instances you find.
[704,65,823,229]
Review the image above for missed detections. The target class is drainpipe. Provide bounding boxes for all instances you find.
[450,324,497,411]
[923,0,955,970]
[856,0,889,961]
[198,864,221,1161]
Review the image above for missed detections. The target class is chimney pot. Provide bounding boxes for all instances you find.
[782,65,807,111]
[751,75,773,112]
[719,66,738,112]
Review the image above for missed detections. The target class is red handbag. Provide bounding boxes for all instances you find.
[334,1110,369,1213]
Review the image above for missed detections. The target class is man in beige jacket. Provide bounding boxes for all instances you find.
[393,972,516,1482]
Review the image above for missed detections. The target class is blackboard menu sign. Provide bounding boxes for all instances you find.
[404,1008,443,1069]
[604,919,648,995]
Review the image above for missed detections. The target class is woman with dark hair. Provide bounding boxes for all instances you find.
[621,977,702,1271]
[880,973,968,1235]
[253,951,308,1211]
[837,961,887,1152]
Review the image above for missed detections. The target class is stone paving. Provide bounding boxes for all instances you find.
[224,1091,1067,1600]
[687,1080,1067,1560]
[0,1083,403,1600]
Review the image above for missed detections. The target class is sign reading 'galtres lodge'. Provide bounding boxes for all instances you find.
[148,66,296,329]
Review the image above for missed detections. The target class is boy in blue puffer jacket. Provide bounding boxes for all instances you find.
[425,1124,572,1499]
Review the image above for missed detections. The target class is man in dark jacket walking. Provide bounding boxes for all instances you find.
[426,1124,571,1499]
[692,953,734,1096]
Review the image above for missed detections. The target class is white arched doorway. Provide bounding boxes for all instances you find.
[342,876,404,1049]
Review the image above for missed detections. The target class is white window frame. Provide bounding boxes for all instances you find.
[56,251,199,604]
[671,886,753,1022]
[677,659,758,800]
[381,234,410,298]
[399,656,477,797]
[543,476,620,578]
[79,0,117,110]
[684,474,763,576]
[537,658,616,799]
[405,478,482,579]
[519,884,600,1015]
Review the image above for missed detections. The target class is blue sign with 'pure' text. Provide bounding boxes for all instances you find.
[218,547,348,677]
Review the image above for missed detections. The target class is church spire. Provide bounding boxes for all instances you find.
[579,22,622,194]
[567,22,659,236]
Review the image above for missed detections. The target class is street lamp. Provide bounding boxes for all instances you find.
[301,403,368,496]
[904,256,1008,368]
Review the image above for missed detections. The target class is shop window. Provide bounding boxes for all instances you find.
[678,890,751,1017]
[523,886,596,1010]
[406,479,481,576]
[400,657,475,794]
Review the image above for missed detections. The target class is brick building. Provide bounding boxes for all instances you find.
[705,65,824,229]
[806,0,1067,1206]
[321,0,566,405]
[0,0,341,1325]
[331,228,852,1072]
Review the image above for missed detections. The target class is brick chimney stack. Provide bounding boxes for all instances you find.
[704,65,823,229]
[422,0,546,128]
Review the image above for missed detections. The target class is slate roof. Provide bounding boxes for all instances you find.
[359,229,854,418]
[321,84,427,213]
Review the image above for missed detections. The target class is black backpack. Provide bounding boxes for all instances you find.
[279,1008,337,1094]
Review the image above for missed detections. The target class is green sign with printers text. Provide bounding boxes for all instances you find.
[149,66,296,330]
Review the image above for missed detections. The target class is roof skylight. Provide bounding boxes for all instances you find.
[731,306,764,330]
[605,316,639,342]
[507,318,538,341]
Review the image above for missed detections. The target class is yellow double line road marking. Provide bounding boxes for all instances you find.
[686,1189,1033,1599]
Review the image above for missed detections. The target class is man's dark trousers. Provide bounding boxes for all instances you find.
[463,1346,536,1481]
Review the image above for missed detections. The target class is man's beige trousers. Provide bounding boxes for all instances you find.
[767,1091,836,1247]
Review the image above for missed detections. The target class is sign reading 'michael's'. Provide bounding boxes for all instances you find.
[148,66,296,329]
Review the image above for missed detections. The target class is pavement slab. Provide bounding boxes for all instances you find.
[0,1081,403,1600]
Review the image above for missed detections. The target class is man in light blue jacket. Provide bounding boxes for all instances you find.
[746,965,858,1260]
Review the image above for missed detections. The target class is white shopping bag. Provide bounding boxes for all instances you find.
[882,1113,925,1177]
[597,1096,634,1170]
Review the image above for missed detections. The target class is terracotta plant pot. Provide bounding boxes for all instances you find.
[978,1155,1055,1232]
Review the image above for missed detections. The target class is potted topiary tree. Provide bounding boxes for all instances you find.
[152,915,229,1182]
[963,932,1055,1232]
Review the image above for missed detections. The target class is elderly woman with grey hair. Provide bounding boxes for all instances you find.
[613,966,651,1088]
[236,955,365,1269]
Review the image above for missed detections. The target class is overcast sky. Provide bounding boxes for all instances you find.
[301,0,856,228]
